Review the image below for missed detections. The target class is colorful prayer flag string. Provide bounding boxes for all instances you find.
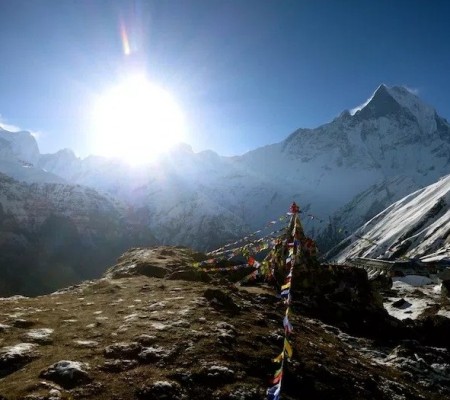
[267,204,303,400]
[207,214,290,256]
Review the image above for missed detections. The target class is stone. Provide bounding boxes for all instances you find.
[104,342,141,359]
[203,289,240,314]
[136,380,182,400]
[0,343,38,378]
[39,360,92,389]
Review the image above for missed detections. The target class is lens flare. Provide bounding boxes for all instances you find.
[120,19,131,56]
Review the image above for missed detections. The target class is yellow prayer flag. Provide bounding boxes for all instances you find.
[273,352,284,363]
[284,338,293,358]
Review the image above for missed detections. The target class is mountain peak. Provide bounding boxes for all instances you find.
[352,85,437,131]
[353,84,403,119]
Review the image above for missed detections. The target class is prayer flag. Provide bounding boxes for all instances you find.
[284,338,293,358]
[267,383,281,400]
[283,315,293,333]
[273,352,284,363]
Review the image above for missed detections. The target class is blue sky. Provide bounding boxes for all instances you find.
[1,0,450,157]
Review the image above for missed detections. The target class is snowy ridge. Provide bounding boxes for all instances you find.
[0,129,40,165]
[2,84,450,251]
[386,86,437,132]
[333,174,450,262]
[0,172,125,237]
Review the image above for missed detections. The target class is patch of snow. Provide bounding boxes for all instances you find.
[1,342,36,355]
[437,309,450,319]
[208,365,234,374]
[73,340,98,347]
[116,325,129,333]
[153,380,173,388]
[191,297,208,306]
[50,360,89,373]
[0,295,27,301]
[172,320,190,328]
[433,284,442,294]
[431,362,450,374]
[393,275,435,286]
[384,279,443,320]
[151,322,168,330]
[25,328,53,340]
[49,388,62,398]
[206,364,235,379]
[93,311,103,315]
[124,313,139,322]
[139,346,168,360]
[216,321,236,331]
[0,323,11,331]
[7,313,25,318]
[148,301,166,310]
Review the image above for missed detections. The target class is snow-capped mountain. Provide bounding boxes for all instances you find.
[0,127,39,164]
[2,84,450,252]
[234,85,450,245]
[330,174,450,262]
[0,127,64,184]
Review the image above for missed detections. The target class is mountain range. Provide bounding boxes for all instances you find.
[1,84,450,294]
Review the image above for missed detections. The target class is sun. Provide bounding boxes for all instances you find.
[91,76,185,164]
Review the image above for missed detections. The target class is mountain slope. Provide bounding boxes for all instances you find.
[331,174,450,262]
[0,173,156,296]
[315,175,421,250]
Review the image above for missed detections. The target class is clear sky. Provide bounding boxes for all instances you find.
[1,0,450,158]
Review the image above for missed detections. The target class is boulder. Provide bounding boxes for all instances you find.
[136,380,182,400]
[39,360,92,389]
[203,289,240,315]
[0,343,38,378]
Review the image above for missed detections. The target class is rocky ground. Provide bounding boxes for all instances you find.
[1,246,450,400]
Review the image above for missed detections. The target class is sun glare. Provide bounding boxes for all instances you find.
[91,76,185,164]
